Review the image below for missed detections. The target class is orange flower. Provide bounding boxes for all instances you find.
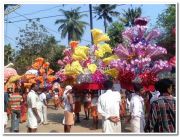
[69,41,79,49]
[24,83,32,88]
[43,62,50,69]
[28,79,36,84]
[35,57,44,66]
[32,62,40,70]
[46,75,56,83]
[39,68,45,75]
[36,76,44,83]
[47,69,54,75]
[24,74,36,80]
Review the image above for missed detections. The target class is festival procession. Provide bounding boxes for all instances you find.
[4,4,176,133]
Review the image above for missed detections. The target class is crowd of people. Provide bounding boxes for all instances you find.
[4,78,176,133]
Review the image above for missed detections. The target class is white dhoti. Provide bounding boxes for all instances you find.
[102,119,121,133]
[27,108,38,129]
[4,112,8,126]
[131,117,145,133]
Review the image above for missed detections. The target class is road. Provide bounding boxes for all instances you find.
[4,101,132,133]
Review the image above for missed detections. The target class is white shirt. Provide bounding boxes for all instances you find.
[27,90,39,108]
[39,92,46,102]
[63,93,72,111]
[27,90,39,128]
[98,89,121,120]
[130,93,144,118]
[150,90,160,104]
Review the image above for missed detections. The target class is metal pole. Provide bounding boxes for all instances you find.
[89,4,93,45]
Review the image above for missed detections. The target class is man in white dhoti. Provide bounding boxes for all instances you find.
[98,80,121,133]
[27,84,41,132]
[127,83,145,133]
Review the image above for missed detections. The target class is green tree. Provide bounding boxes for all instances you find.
[55,7,88,43]
[156,4,176,59]
[16,21,49,63]
[119,7,142,27]
[157,4,175,33]
[49,45,66,72]
[4,44,15,65]
[14,21,50,73]
[107,22,125,48]
[93,4,120,33]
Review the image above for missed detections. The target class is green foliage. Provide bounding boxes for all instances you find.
[49,45,66,72]
[93,4,120,33]
[157,4,175,33]
[14,21,65,74]
[156,4,176,59]
[4,44,15,65]
[107,22,125,48]
[55,7,88,43]
[119,7,142,27]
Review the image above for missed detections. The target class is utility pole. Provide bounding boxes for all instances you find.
[89,4,93,45]
[4,4,21,16]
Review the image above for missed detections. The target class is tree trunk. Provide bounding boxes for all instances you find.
[104,19,107,33]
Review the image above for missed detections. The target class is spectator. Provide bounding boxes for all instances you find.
[145,79,175,132]
[127,83,145,133]
[9,88,23,132]
[27,84,41,132]
[98,80,121,133]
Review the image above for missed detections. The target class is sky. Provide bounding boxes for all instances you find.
[4,4,168,49]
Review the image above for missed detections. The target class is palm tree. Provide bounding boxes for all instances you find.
[55,7,88,43]
[93,4,120,33]
[119,6,142,27]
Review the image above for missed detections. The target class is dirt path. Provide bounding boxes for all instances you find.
[4,103,132,133]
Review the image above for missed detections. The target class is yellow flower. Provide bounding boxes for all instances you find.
[72,46,89,61]
[95,50,104,58]
[91,28,110,45]
[91,29,103,40]
[71,61,84,74]
[87,64,97,74]
[99,43,112,53]
[105,68,119,79]
[95,34,110,44]
[103,55,119,65]
[64,61,83,76]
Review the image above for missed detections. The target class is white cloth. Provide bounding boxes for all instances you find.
[126,98,130,113]
[39,92,47,123]
[42,104,48,124]
[131,117,145,132]
[39,93,46,102]
[130,94,145,118]
[37,96,43,124]
[98,89,121,133]
[150,90,160,104]
[27,90,39,128]
[63,93,72,111]
[4,112,8,126]
[130,93,145,133]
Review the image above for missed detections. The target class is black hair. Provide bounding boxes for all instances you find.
[14,88,19,93]
[133,83,143,92]
[103,80,113,90]
[156,78,173,94]
[30,83,36,89]
[54,88,59,93]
